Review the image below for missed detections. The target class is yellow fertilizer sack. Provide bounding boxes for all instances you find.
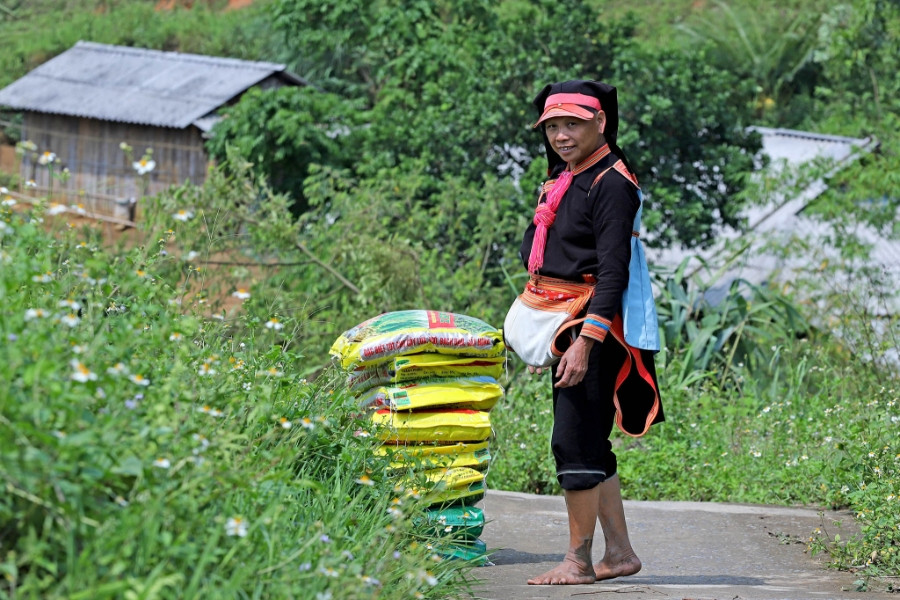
[348,354,505,394]
[331,310,505,369]
[371,409,492,444]
[406,467,487,507]
[358,376,503,411]
[378,440,491,472]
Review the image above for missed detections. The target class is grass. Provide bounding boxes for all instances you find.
[0,191,481,598]
[0,0,274,92]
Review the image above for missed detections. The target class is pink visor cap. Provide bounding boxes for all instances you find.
[532,92,602,128]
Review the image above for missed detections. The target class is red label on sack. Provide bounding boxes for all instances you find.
[427,311,455,329]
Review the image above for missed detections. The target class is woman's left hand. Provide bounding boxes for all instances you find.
[554,336,594,388]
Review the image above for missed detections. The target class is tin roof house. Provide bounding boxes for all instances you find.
[0,41,306,216]
[646,127,899,362]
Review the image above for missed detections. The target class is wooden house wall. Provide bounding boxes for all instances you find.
[20,113,209,215]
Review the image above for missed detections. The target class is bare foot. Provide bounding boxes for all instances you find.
[528,554,596,585]
[593,552,641,581]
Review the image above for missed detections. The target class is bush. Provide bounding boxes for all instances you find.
[0,196,478,598]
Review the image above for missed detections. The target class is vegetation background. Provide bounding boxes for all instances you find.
[1,0,898,596]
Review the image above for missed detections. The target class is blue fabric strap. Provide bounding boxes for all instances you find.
[622,189,661,351]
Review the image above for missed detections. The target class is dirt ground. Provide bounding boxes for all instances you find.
[9,200,250,318]
[154,0,256,11]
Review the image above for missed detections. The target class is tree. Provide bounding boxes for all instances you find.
[258,0,761,249]
[612,42,761,248]
[205,87,361,215]
[675,0,822,126]
[802,0,900,236]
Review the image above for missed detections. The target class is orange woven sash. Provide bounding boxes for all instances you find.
[518,275,594,316]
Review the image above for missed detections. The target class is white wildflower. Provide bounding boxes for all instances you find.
[198,363,217,376]
[107,363,129,376]
[225,516,248,537]
[70,359,97,382]
[58,299,82,311]
[59,313,80,327]
[25,308,48,320]
[129,373,151,387]
[133,159,156,175]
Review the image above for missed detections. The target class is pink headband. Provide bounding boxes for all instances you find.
[543,93,602,111]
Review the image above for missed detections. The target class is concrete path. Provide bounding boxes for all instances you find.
[474,490,895,600]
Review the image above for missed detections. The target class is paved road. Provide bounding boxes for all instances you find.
[474,490,895,600]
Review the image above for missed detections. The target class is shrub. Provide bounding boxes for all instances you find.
[0,197,478,598]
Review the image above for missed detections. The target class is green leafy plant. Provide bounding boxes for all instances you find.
[0,169,481,599]
[675,0,822,124]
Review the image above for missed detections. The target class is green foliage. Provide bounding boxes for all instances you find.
[270,0,628,178]
[800,1,900,236]
[611,42,761,247]
[293,160,527,337]
[655,260,810,389]
[809,0,900,134]
[206,87,363,216]
[487,374,558,495]
[0,1,273,90]
[675,0,822,125]
[0,188,478,599]
[618,336,897,507]
[261,0,760,249]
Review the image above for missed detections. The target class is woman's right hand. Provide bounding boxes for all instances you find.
[527,365,549,375]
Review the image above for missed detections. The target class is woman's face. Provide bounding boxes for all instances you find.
[543,113,605,166]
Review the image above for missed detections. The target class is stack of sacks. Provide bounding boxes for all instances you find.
[330,310,505,563]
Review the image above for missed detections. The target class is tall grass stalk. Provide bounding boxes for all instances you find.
[0,190,479,598]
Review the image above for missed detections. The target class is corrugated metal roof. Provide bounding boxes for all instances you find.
[646,127,899,315]
[743,127,878,230]
[0,41,307,129]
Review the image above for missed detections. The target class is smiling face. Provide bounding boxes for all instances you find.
[543,112,606,167]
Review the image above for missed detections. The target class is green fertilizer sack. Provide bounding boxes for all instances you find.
[423,506,485,540]
[439,539,489,564]
[330,310,505,369]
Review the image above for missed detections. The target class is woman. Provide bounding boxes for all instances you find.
[516,80,664,585]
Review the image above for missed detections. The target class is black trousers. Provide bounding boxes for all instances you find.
[550,337,626,491]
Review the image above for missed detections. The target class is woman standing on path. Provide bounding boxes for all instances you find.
[514,80,664,585]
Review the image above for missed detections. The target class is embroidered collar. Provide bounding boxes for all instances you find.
[539,144,614,196]
[570,144,611,175]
